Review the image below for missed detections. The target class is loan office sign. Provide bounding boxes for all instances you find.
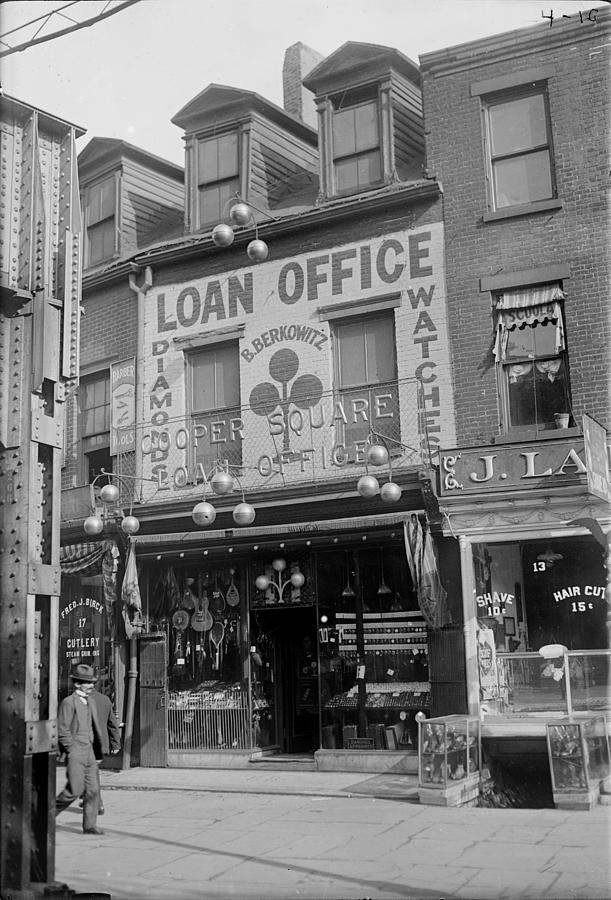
[440,439,589,496]
[143,227,455,494]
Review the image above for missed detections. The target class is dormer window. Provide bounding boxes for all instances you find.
[197,132,240,228]
[84,174,117,267]
[332,88,382,193]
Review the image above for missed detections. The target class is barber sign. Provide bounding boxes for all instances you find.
[110,358,136,455]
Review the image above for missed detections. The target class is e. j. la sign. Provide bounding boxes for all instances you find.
[440,439,589,496]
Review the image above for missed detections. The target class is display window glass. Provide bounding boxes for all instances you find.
[318,545,430,753]
[58,574,111,701]
[472,536,606,653]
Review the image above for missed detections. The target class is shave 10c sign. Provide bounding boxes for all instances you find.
[142,226,455,497]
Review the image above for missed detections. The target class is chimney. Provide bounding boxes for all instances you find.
[282,42,323,129]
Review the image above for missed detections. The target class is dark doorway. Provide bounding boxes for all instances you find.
[255,606,319,754]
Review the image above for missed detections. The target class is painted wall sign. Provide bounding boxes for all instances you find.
[110,357,136,455]
[59,594,105,663]
[440,439,588,496]
[141,227,456,500]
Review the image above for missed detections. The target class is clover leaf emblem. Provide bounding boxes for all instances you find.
[249,349,323,451]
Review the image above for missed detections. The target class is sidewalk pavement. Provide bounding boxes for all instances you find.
[53,765,611,900]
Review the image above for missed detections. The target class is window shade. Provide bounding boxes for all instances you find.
[493,283,565,360]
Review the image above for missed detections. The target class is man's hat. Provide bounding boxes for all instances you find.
[70,663,97,683]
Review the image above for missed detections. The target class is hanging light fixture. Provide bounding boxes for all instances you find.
[342,551,356,598]
[211,193,278,262]
[255,557,305,603]
[377,549,392,596]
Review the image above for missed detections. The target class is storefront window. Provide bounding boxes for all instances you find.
[318,546,429,753]
[473,536,606,654]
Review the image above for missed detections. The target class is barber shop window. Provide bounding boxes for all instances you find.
[494,285,572,432]
[189,343,242,470]
[334,313,399,451]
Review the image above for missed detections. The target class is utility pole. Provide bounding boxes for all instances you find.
[0,96,83,899]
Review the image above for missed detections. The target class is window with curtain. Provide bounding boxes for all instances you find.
[197,132,240,228]
[484,87,555,210]
[85,175,116,267]
[493,285,571,431]
[332,88,382,194]
[334,313,399,450]
[189,343,242,470]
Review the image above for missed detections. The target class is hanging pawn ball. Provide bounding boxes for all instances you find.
[380,481,402,503]
[357,474,379,498]
[192,501,217,527]
[211,222,235,247]
[99,483,119,504]
[247,239,269,262]
[233,502,256,526]
[290,571,305,588]
[84,515,104,536]
[367,443,389,466]
[255,575,270,591]
[121,515,140,535]
[230,202,252,227]
[211,470,234,495]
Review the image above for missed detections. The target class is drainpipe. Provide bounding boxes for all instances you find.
[119,266,152,771]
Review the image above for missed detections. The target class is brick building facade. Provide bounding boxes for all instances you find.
[420,11,610,765]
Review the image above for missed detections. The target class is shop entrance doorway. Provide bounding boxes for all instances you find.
[254,606,320,754]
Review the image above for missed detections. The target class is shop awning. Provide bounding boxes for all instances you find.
[60,540,119,616]
[134,511,425,554]
[493,284,566,361]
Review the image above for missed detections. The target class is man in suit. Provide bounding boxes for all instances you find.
[79,685,122,815]
[56,663,121,835]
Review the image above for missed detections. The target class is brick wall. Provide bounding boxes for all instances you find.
[421,18,610,445]
[62,280,138,488]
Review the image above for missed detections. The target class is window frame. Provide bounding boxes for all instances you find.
[332,311,400,451]
[187,341,243,470]
[482,84,556,213]
[196,130,241,230]
[79,370,112,483]
[494,290,572,435]
[83,173,119,268]
[331,87,383,196]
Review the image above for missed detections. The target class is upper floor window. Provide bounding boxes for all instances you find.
[484,88,554,210]
[81,372,112,483]
[84,175,116,267]
[493,284,572,432]
[197,133,240,228]
[334,313,399,451]
[332,89,382,194]
[189,343,242,470]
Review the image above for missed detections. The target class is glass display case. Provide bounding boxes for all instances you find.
[546,715,610,796]
[418,715,481,799]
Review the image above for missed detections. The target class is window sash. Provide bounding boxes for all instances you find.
[333,100,379,159]
[502,356,570,429]
[485,88,554,209]
[88,176,115,226]
[190,344,240,414]
[198,177,240,228]
[81,376,110,438]
[336,315,397,389]
[198,133,239,185]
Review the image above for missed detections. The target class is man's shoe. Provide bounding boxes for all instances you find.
[78,799,84,808]
[98,805,105,815]
[83,827,104,835]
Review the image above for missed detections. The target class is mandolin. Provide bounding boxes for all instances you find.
[226,568,240,607]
